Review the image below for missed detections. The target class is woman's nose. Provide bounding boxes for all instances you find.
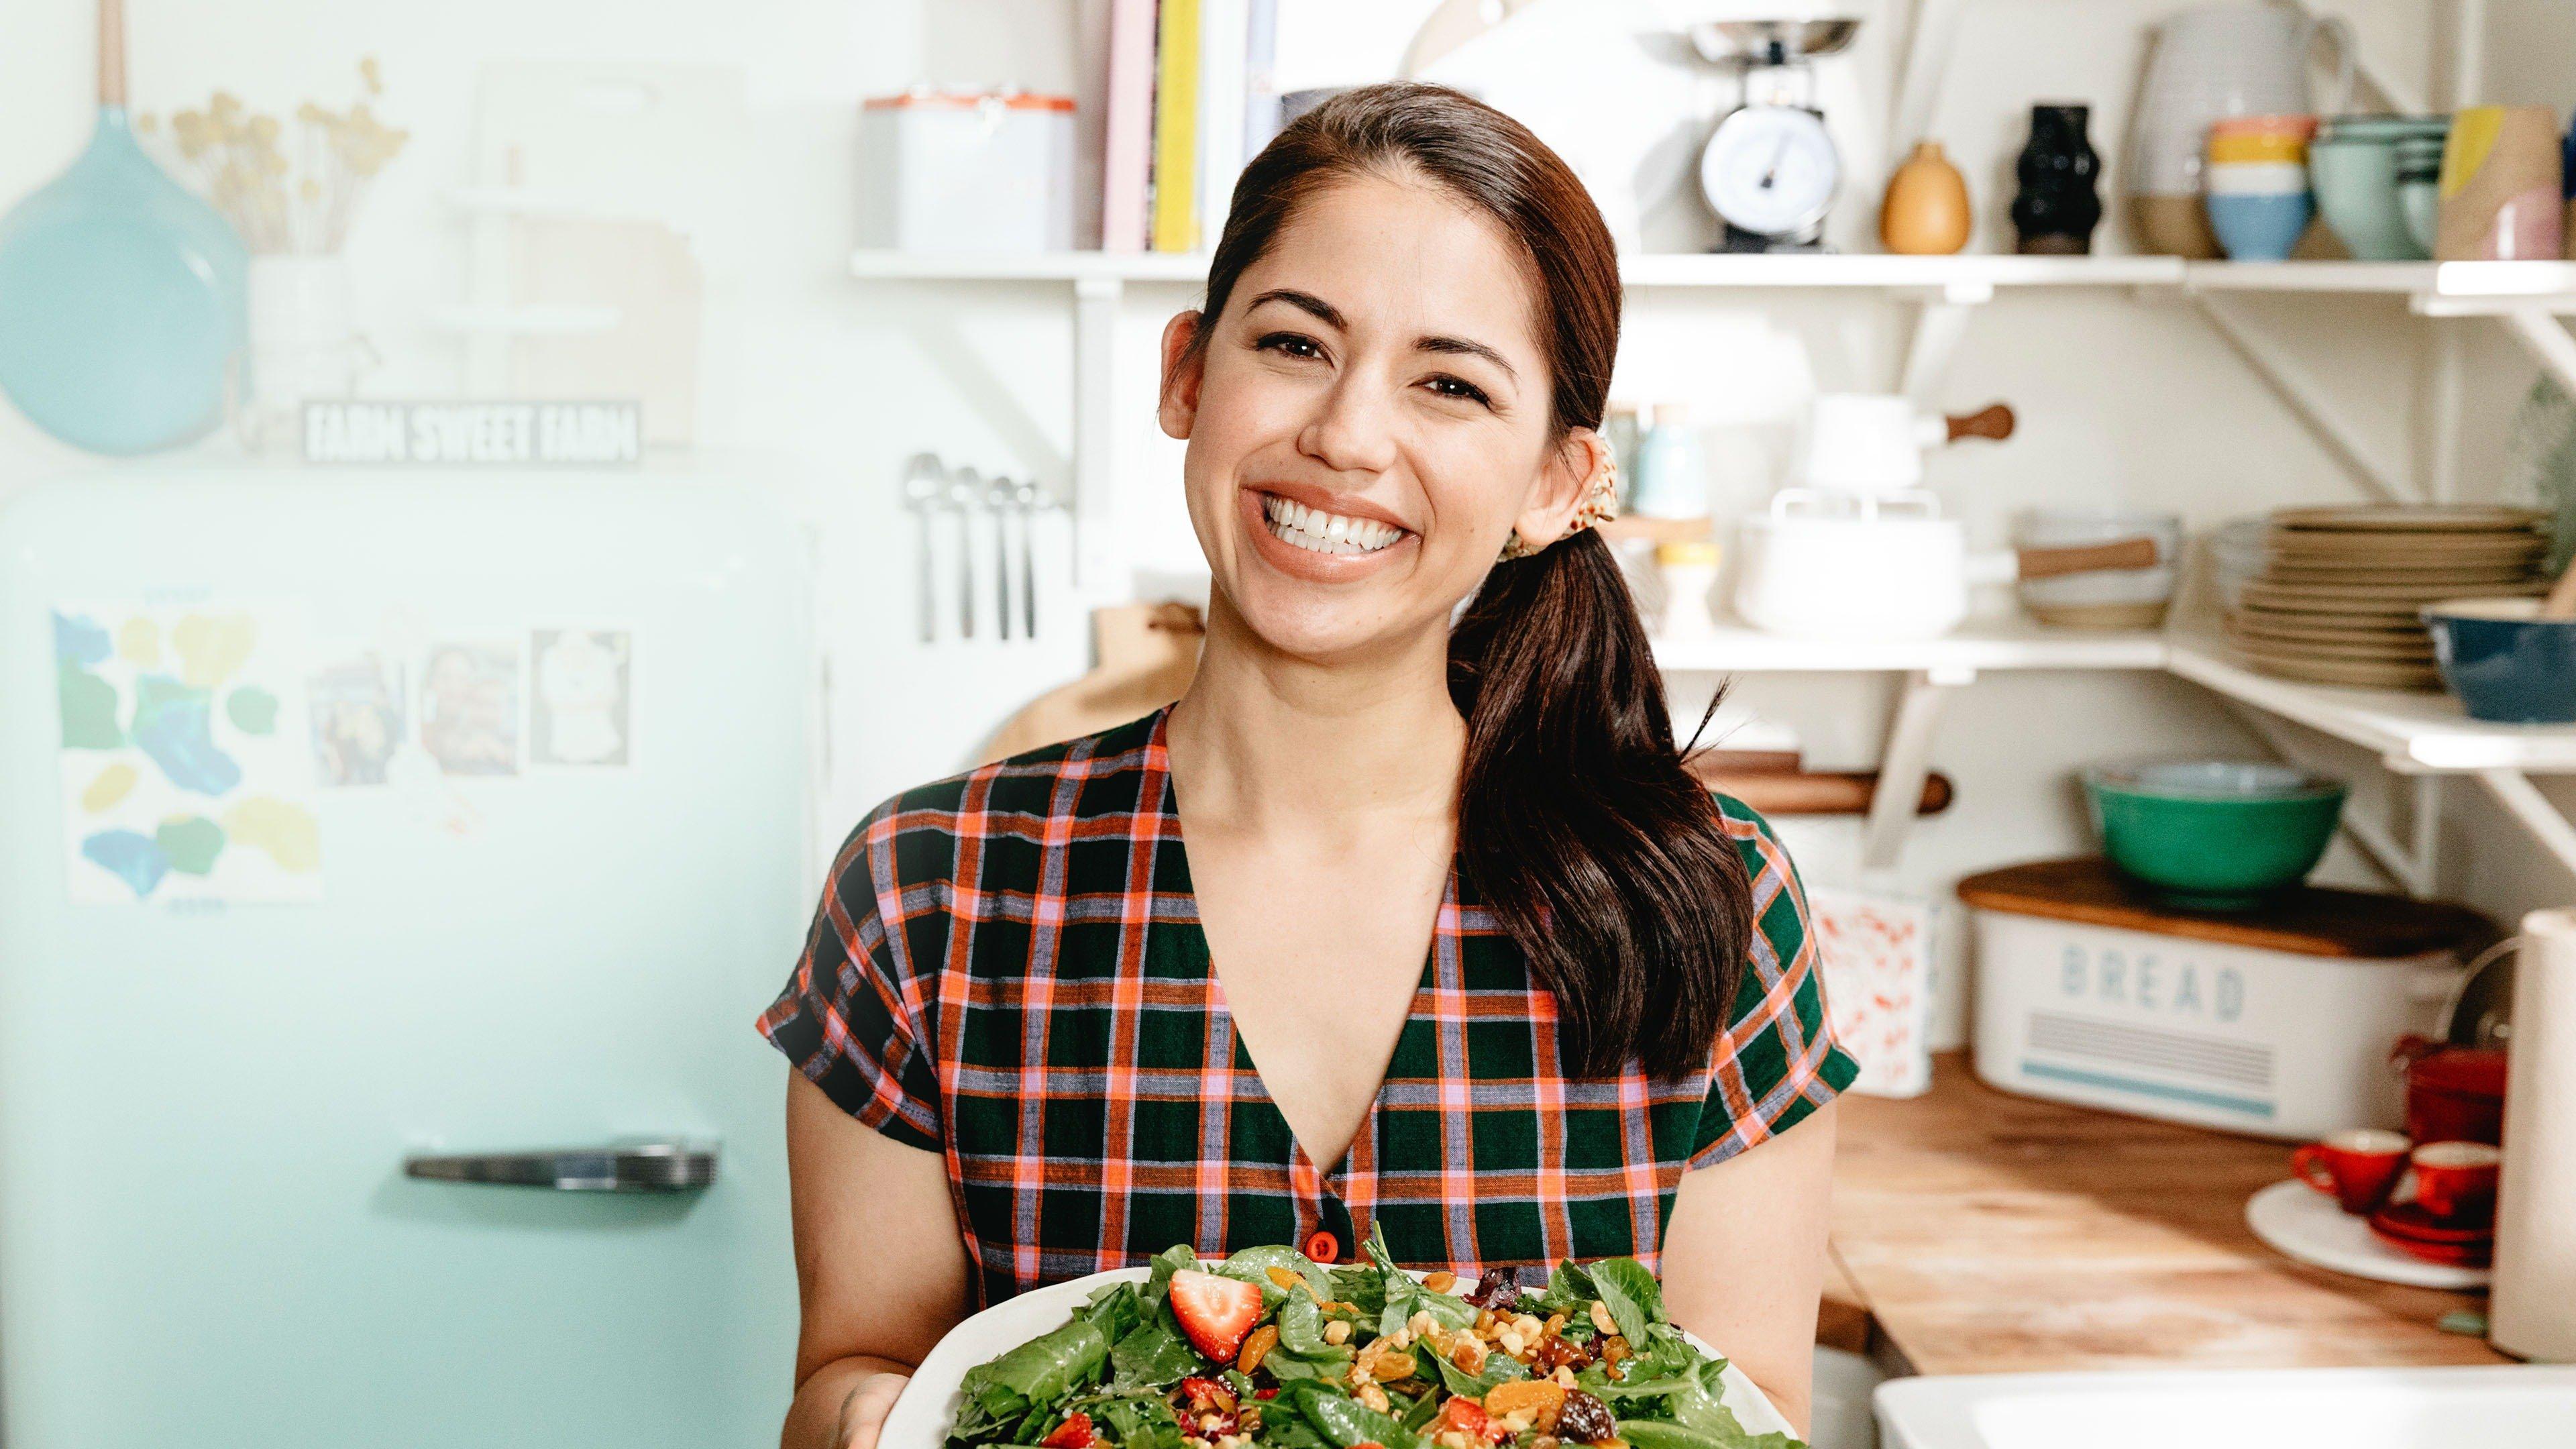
[1297,376,1399,478]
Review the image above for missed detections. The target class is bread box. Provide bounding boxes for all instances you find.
[1963,859,2493,1140]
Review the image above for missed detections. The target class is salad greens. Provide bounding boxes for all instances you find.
[941,1227,1803,1449]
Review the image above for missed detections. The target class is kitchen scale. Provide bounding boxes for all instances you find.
[1689,11,1864,252]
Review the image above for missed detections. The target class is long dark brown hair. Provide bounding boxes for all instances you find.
[1182,82,1754,1077]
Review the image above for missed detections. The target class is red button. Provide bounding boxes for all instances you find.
[1302,1230,1340,1264]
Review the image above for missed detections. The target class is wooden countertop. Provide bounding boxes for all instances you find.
[1825,1053,2507,1375]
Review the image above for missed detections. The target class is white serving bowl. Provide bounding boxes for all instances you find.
[878,1267,1799,1449]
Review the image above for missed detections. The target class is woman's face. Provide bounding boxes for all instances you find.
[1159,170,1601,663]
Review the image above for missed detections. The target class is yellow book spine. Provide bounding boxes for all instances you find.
[1152,0,1202,253]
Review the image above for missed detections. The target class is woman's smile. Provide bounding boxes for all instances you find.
[1236,480,1418,582]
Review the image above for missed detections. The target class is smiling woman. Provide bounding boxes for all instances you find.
[765,83,1858,1449]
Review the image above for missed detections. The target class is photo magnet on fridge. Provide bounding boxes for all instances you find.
[528,627,635,769]
[419,640,523,777]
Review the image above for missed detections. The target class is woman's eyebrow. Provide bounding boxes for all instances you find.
[1417,334,1517,383]
[1244,288,1346,329]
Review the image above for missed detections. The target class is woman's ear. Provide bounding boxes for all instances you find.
[1157,311,1205,440]
[1509,428,1610,555]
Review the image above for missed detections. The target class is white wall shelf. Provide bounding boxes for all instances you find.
[1652,623,2576,885]
[1651,617,2165,676]
[849,249,2186,290]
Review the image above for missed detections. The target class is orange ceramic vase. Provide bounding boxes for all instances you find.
[1881,141,1973,254]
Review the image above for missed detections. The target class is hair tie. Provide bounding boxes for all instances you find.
[1499,456,1621,561]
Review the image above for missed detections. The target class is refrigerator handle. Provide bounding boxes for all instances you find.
[402,1140,718,1193]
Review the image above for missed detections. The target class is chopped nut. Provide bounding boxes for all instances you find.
[1497,1329,1525,1356]
[1531,1436,1560,1449]
[1588,1301,1618,1338]
[1423,1270,1458,1293]
[1324,1320,1352,1346]
[1240,1325,1279,1375]
[1267,1266,1305,1292]
[1199,1414,1224,1432]
[1513,1313,1545,1340]
[1355,1384,1391,1414]
[1450,1338,1489,1374]
[1389,1328,1413,1350]
[1553,1366,1578,1389]
[1408,1310,1437,1336]
[1475,1308,1500,1333]
[1185,1438,1211,1449]
[1499,1413,1535,1435]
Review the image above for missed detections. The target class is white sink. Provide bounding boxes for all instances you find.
[1874,1366,2576,1449]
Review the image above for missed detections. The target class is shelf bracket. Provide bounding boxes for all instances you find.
[1886,0,1966,154]
[2191,294,2422,505]
[1897,282,1991,402]
[2476,769,2576,883]
[1862,666,1972,870]
[2494,307,2576,398]
[1071,276,1124,589]
[2283,0,2430,117]
[2215,699,2442,896]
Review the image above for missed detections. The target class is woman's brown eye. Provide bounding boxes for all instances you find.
[1429,376,1490,405]
[1258,333,1323,360]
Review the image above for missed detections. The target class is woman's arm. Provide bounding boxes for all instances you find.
[781,1073,975,1449]
[1654,1100,1841,1438]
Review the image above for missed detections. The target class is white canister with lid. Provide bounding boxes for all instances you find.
[859,89,1076,254]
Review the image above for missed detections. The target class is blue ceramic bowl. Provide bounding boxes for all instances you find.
[2207,191,2314,261]
[2423,597,2576,724]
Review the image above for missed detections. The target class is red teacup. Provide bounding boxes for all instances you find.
[2410,1140,2503,1226]
[2292,1128,2412,1214]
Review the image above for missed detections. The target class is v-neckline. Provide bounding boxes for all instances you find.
[1144,706,1452,1187]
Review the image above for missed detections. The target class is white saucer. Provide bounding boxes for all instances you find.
[879,1266,1796,1449]
[2245,1180,2491,1291]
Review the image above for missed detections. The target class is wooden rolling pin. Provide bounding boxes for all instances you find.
[1690,763,1955,817]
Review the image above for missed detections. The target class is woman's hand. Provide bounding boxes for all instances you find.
[833,1371,911,1449]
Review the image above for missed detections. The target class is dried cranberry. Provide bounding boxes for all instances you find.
[1554,1391,1615,1445]
[1462,1269,1521,1311]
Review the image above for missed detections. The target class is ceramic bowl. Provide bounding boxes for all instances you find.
[2084,761,2349,908]
[2422,596,2576,723]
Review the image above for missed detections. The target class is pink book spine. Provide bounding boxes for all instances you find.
[1101,0,1158,252]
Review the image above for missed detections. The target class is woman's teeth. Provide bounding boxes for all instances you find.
[1260,494,1404,555]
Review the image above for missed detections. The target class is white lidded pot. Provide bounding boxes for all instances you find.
[1735,489,2161,640]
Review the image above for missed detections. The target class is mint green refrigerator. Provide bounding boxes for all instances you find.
[0,472,812,1445]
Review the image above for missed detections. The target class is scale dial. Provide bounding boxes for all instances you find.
[1701,104,1839,241]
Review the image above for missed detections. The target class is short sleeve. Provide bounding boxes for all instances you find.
[757,814,944,1152]
[1686,795,1862,1169]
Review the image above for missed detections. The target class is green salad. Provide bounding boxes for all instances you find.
[944,1228,1803,1449]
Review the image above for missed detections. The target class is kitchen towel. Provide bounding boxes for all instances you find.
[1808,886,1936,1097]
[2491,907,2576,1361]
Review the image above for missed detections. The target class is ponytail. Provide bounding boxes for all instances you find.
[1448,530,1752,1077]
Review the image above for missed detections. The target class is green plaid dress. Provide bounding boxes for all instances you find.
[760,706,1856,1307]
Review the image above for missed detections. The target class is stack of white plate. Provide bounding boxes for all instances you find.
[2224,504,2553,689]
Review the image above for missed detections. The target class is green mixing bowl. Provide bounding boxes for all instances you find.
[2082,761,2348,909]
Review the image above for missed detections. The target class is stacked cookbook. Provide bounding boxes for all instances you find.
[1104,0,1287,254]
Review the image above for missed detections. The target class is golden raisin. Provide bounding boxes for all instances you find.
[1423,1270,1457,1293]
[1450,1338,1489,1375]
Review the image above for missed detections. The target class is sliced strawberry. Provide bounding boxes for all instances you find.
[1168,1269,1265,1364]
[1438,1397,1505,1444]
[1041,1413,1094,1449]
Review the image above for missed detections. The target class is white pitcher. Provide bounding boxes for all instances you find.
[2126,3,2357,205]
